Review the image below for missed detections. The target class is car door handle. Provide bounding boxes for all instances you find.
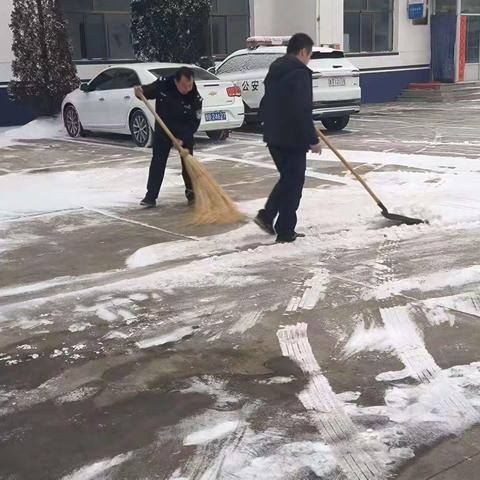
[124,95,131,100]
[99,97,105,102]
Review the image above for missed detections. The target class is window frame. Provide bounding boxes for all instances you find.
[61,1,134,61]
[206,0,250,57]
[344,0,394,54]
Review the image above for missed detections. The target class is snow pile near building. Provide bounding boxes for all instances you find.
[0,116,65,148]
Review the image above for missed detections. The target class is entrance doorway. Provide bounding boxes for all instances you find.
[465,16,480,80]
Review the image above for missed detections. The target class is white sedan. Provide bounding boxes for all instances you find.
[62,63,245,147]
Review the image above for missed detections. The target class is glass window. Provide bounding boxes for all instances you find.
[113,69,140,89]
[149,67,219,81]
[344,0,393,53]
[85,13,107,58]
[466,17,480,64]
[89,69,117,90]
[462,0,480,14]
[311,51,345,59]
[227,16,249,54]
[212,0,249,16]
[345,0,367,9]
[64,12,84,60]
[60,0,92,10]
[106,13,133,59]
[246,53,283,70]
[344,12,360,52]
[435,0,457,14]
[361,13,373,51]
[94,0,131,11]
[216,53,283,75]
[216,55,249,74]
[374,11,392,51]
[211,16,227,55]
[60,0,134,60]
[207,0,250,56]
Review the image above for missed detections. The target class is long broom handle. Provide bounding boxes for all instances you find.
[316,127,387,211]
[138,92,188,157]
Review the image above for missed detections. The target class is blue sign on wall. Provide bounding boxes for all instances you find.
[409,3,425,19]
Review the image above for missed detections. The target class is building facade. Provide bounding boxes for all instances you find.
[1,0,479,126]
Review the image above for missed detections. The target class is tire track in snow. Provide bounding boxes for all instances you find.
[172,422,248,480]
[285,267,329,314]
[229,310,263,335]
[277,323,385,480]
[373,238,480,431]
[380,305,479,430]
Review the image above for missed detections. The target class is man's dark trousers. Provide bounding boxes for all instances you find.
[146,131,194,201]
[262,146,307,236]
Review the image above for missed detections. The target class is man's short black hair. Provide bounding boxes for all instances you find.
[175,66,195,81]
[287,33,314,55]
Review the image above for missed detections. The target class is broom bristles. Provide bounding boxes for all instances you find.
[182,153,245,225]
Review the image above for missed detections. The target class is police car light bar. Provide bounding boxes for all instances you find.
[246,36,291,49]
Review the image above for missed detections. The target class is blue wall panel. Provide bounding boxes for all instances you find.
[0,88,35,127]
[360,68,431,103]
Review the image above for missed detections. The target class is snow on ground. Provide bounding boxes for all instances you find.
[2,140,480,478]
[0,116,66,148]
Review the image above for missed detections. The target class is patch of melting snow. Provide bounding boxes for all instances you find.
[136,326,195,349]
[373,265,480,300]
[68,323,92,333]
[56,386,100,404]
[343,319,394,358]
[231,441,335,480]
[257,376,295,385]
[103,330,129,340]
[72,344,86,351]
[183,420,241,446]
[178,376,242,407]
[16,318,54,330]
[129,293,149,302]
[61,452,132,480]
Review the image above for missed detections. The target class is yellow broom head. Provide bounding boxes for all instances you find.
[182,152,245,225]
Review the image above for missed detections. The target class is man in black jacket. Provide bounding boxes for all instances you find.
[134,67,203,208]
[255,34,322,243]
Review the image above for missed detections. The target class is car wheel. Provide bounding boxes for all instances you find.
[321,115,350,131]
[206,130,229,141]
[63,105,83,138]
[130,110,153,147]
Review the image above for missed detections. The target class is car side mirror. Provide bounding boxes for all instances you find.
[207,66,216,74]
[80,83,91,92]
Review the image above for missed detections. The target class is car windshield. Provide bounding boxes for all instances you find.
[149,67,218,81]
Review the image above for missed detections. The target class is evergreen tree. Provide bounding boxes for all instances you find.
[131,0,211,64]
[8,0,80,116]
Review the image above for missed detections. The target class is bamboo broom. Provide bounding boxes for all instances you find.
[139,93,244,225]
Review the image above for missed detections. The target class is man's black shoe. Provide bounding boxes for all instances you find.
[140,197,156,208]
[253,211,275,235]
[276,232,305,244]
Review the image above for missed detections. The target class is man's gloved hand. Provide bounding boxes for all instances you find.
[134,86,144,99]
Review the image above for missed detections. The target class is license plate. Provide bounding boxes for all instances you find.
[205,111,227,122]
[328,77,346,87]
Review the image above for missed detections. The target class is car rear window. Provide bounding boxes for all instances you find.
[216,53,283,75]
[149,67,218,81]
[311,51,344,59]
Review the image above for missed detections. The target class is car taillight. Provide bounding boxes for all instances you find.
[227,86,241,97]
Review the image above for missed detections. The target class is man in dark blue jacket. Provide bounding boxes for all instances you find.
[255,34,322,243]
[134,67,203,208]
